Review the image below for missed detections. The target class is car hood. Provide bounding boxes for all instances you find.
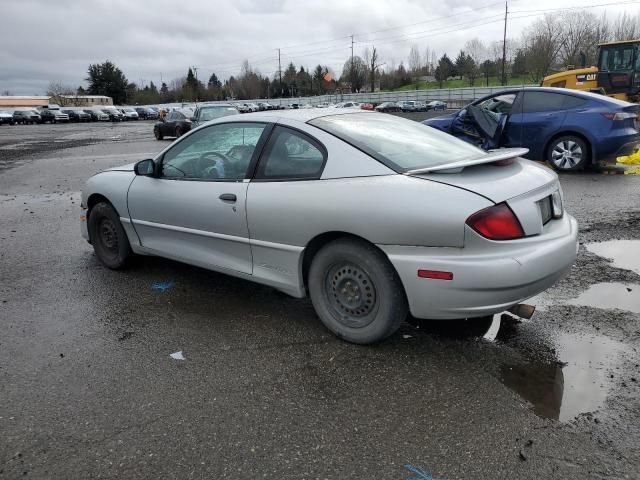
[414,157,557,203]
[104,162,136,172]
[422,112,457,129]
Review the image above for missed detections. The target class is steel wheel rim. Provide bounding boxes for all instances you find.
[551,140,582,169]
[324,262,378,328]
[98,218,118,254]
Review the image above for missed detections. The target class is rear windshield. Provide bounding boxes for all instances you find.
[309,112,484,172]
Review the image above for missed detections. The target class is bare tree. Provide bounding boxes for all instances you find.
[408,44,422,82]
[422,47,432,75]
[464,38,487,67]
[522,15,566,82]
[47,81,75,105]
[558,11,599,68]
[366,46,383,93]
[612,12,640,41]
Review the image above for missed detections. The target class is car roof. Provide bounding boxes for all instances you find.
[224,108,376,123]
[485,86,633,106]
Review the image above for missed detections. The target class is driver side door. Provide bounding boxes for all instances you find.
[127,122,270,275]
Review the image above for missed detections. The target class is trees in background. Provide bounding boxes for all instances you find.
[340,55,367,92]
[71,11,640,102]
[86,60,129,104]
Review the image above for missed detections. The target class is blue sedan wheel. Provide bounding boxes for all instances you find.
[548,136,588,172]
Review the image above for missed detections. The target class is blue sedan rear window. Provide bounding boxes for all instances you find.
[309,112,484,172]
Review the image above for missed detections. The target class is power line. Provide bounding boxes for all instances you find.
[174,0,640,84]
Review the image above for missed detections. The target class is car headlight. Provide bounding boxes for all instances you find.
[551,188,563,218]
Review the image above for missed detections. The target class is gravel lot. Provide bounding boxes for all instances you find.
[1,119,639,479]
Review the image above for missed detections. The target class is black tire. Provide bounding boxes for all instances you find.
[175,126,183,138]
[308,238,408,344]
[154,127,163,140]
[547,135,589,171]
[88,202,132,269]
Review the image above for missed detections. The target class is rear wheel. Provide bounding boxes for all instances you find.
[175,126,183,138]
[88,202,132,269]
[547,135,588,171]
[308,238,408,344]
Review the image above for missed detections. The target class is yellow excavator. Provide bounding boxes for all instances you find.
[542,39,640,103]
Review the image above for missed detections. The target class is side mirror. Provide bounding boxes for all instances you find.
[190,116,196,122]
[134,159,155,176]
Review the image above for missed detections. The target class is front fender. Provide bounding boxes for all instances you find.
[82,171,139,245]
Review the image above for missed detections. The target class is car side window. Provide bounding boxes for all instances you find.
[478,94,516,116]
[563,95,587,109]
[161,122,267,181]
[522,92,568,113]
[254,126,326,181]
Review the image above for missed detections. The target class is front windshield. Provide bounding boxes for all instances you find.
[309,112,484,172]
[200,107,239,121]
[600,44,636,71]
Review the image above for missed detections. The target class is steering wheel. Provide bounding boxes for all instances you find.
[198,151,229,179]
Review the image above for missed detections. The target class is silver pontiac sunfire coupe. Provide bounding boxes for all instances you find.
[81,110,578,344]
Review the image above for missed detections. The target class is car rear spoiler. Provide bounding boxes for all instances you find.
[404,147,530,174]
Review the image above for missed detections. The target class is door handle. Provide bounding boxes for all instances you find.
[219,193,237,203]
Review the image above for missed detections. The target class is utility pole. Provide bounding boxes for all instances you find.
[350,35,354,93]
[501,1,508,86]
[192,66,199,102]
[278,48,282,97]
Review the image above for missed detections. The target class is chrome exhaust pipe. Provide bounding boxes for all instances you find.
[507,303,536,320]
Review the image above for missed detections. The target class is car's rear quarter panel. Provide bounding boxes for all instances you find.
[246,175,492,293]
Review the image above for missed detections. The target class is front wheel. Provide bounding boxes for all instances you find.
[547,135,588,171]
[308,238,408,344]
[154,127,163,140]
[88,202,132,269]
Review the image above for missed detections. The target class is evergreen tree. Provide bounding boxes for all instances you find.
[85,60,129,104]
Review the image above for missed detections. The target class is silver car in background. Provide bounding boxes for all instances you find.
[80,110,578,344]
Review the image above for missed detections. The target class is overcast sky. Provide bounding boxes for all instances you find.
[1,0,638,95]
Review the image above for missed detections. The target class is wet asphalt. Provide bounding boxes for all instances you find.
[1,119,639,479]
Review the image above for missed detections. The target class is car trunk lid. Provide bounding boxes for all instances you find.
[410,154,556,204]
[412,157,560,236]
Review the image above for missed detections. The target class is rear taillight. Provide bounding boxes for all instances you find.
[601,112,637,121]
[466,203,524,240]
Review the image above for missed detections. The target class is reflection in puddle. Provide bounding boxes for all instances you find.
[586,240,640,275]
[567,282,640,313]
[485,316,626,421]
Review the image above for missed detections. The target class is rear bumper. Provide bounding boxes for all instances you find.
[380,214,578,319]
[597,133,640,162]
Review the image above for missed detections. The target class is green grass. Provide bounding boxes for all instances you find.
[390,75,530,91]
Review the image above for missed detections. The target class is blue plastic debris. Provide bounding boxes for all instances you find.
[151,281,173,292]
[404,464,445,480]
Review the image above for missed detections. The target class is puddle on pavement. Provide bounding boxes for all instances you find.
[484,315,626,422]
[566,282,640,313]
[586,240,640,276]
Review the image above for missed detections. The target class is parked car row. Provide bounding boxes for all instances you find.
[0,105,161,126]
[230,100,450,113]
